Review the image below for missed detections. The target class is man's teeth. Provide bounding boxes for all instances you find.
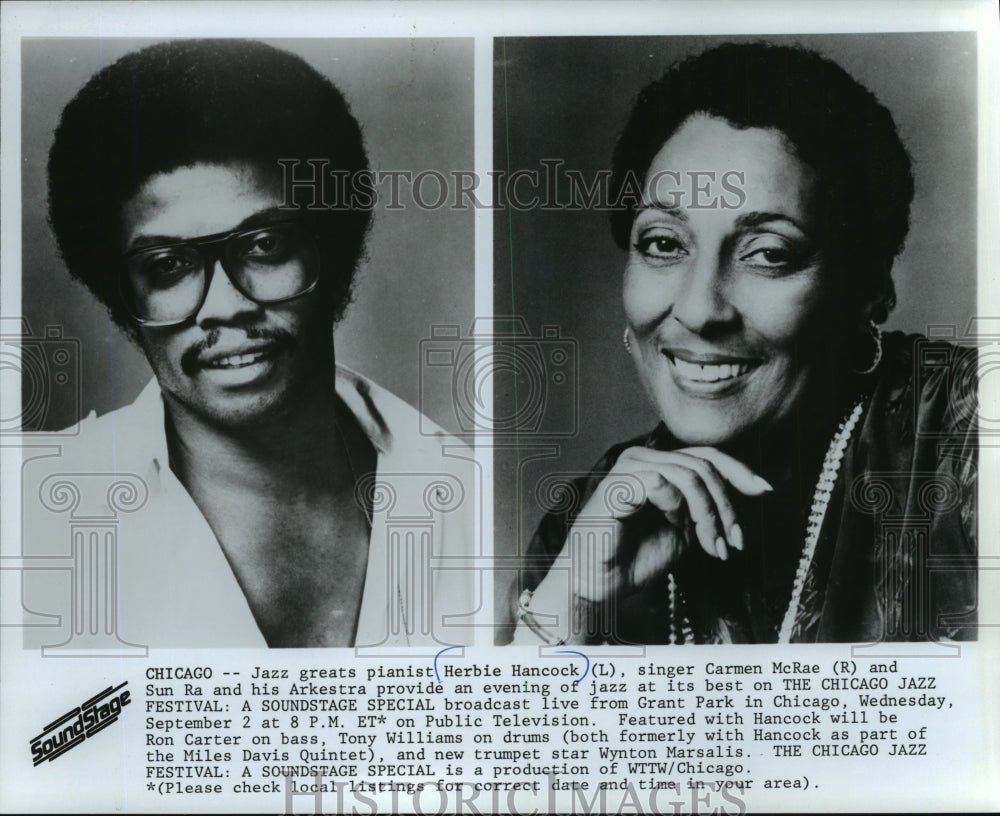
[671,357,751,382]
[209,352,266,368]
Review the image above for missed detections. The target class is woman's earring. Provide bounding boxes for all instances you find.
[856,319,883,375]
[623,327,632,353]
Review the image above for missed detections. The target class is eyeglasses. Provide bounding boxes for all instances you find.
[120,221,320,326]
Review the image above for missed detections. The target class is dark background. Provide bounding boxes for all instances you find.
[20,37,474,435]
[493,33,978,583]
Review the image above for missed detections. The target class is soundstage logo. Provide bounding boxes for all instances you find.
[29,682,131,765]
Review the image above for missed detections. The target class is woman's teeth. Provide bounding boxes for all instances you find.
[671,357,751,382]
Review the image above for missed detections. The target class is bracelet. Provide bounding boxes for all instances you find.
[517,588,566,646]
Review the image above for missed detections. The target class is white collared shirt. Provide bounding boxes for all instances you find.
[20,367,475,650]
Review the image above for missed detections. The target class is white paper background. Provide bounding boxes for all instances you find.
[2,2,998,813]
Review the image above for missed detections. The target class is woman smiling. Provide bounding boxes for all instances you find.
[511,42,977,645]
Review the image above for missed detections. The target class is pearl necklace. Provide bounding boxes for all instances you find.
[668,397,866,645]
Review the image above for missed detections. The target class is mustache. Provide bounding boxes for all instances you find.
[180,326,297,375]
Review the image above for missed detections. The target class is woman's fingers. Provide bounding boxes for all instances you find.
[616,448,740,557]
[624,445,772,496]
[640,465,727,560]
[660,451,741,554]
[679,447,773,495]
[620,445,772,554]
[568,444,768,602]
[588,453,727,561]
[568,512,690,601]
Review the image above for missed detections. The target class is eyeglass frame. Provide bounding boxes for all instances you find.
[118,220,322,327]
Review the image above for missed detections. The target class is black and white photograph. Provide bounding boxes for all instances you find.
[0,3,997,815]
[15,37,477,649]
[496,33,981,647]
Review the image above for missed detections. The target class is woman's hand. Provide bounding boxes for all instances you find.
[566,446,772,603]
[514,446,771,646]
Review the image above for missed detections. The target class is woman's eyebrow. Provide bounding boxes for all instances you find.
[636,203,689,222]
[733,210,811,236]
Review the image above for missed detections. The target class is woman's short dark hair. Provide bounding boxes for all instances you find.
[48,38,372,335]
[610,41,914,323]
